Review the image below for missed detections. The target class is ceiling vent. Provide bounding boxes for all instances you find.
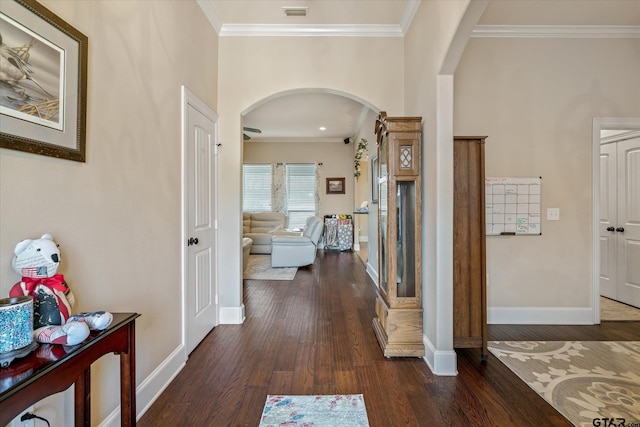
[283,7,308,17]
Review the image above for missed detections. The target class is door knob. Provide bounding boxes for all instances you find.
[616,227,625,233]
[606,226,615,232]
[188,237,199,246]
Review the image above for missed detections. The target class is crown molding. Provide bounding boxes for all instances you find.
[196,0,222,34]
[400,0,421,35]
[218,24,404,37]
[472,25,640,38]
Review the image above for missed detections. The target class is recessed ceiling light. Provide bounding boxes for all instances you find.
[283,7,308,17]
[319,126,326,131]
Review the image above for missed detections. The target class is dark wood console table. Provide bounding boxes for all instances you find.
[0,312,140,426]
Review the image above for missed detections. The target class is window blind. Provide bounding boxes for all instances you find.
[243,164,272,212]
[286,164,317,229]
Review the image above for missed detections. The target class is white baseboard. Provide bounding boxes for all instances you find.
[219,304,245,324]
[423,335,457,376]
[98,344,186,427]
[359,236,368,242]
[366,262,378,285]
[488,306,595,324]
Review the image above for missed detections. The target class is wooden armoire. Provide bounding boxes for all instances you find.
[453,136,488,359]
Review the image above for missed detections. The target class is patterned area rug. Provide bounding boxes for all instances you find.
[244,255,297,280]
[259,395,370,427]
[488,341,640,426]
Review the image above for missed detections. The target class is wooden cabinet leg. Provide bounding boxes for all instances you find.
[120,322,137,426]
[74,368,90,427]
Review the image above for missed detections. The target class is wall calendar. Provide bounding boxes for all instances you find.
[485,177,542,236]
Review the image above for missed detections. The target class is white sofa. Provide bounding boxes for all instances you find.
[242,212,287,254]
[271,216,324,267]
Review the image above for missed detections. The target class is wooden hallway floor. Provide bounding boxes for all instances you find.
[138,250,640,426]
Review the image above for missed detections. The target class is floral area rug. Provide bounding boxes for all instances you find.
[244,255,297,280]
[259,394,370,427]
[488,341,640,426]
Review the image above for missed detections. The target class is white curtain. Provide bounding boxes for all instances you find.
[272,163,287,213]
[315,164,321,216]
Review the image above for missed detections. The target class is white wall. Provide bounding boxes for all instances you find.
[0,0,217,423]
[217,36,404,316]
[454,36,640,323]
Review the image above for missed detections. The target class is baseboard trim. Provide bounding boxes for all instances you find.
[488,307,595,324]
[366,262,378,285]
[423,335,458,376]
[98,344,186,427]
[220,304,245,324]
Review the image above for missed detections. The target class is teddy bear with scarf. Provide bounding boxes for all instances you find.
[8,234,112,346]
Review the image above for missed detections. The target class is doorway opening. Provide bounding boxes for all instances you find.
[592,117,640,323]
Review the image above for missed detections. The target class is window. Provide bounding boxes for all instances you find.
[242,164,272,212]
[286,164,316,229]
[242,163,318,229]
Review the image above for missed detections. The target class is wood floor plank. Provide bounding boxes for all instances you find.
[138,250,640,427]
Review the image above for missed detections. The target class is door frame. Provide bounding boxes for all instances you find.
[591,117,640,324]
[181,86,219,359]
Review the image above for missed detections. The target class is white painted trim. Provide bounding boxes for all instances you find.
[195,0,222,34]
[219,24,404,37]
[400,0,421,35]
[488,307,594,325]
[359,236,368,243]
[423,335,458,376]
[220,304,245,324]
[98,345,186,427]
[601,130,640,145]
[366,262,378,286]
[434,74,455,360]
[472,25,640,38]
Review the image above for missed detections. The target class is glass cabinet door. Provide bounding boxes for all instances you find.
[378,137,388,296]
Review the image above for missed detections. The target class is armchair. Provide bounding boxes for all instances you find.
[271,216,324,267]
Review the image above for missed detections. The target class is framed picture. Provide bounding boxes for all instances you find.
[371,155,379,203]
[326,177,345,194]
[0,0,88,162]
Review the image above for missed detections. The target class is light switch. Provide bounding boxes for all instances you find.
[547,208,560,221]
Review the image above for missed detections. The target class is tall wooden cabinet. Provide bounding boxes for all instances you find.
[453,136,488,359]
[372,112,424,357]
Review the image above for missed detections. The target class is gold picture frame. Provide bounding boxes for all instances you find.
[0,0,88,162]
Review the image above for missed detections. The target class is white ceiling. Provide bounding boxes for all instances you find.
[202,0,640,142]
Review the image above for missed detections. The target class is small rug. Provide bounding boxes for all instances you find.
[244,255,297,280]
[600,297,640,321]
[259,394,370,427]
[488,341,640,426]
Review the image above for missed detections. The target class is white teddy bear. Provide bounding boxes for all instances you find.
[9,234,112,346]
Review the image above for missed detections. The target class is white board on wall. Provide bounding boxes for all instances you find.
[485,177,542,236]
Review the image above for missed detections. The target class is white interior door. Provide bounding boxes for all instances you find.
[184,87,218,355]
[599,143,617,299]
[616,136,640,308]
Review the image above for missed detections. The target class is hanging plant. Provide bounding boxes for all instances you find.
[354,138,368,181]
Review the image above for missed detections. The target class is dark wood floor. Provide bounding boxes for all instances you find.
[138,250,640,426]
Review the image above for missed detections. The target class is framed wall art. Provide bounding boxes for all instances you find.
[326,177,345,194]
[0,0,88,162]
